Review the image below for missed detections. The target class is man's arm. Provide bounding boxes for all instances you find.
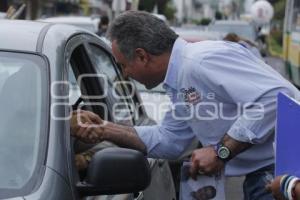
[221,134,252,159]
[189,134,252,178]
[97,121,147,154]
[70,110,147,154]
[71,109,195,160]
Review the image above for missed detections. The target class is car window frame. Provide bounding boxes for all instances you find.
[63,34,112,197]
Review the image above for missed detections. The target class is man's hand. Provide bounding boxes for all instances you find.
[70,110,147,153]
[265,176,286,200]
[70,110,104,143]
[190,146,224,179]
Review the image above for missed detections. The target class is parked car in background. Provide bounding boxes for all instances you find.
[0,19,176,200]
[208,20,257,42]
[172,26,223,42]
[39,16,100,33]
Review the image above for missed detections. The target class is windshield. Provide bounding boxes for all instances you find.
[209,24,256,41]
[0,52,46,191]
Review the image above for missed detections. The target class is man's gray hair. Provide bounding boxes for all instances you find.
[107,11,178,60]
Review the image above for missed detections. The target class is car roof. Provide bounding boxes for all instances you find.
[38,16,99,33]
[0,19,93,52]
[0,20,49,52]
[39,16,96,23]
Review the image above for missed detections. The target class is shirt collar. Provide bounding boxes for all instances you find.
[163,37,187,91]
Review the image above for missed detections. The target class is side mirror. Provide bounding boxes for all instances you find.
[77,147,151,196]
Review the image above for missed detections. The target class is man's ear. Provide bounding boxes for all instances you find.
[135,48,149,65]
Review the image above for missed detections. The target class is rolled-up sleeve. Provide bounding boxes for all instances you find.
[135,108,195,159]
[227,96,277,144]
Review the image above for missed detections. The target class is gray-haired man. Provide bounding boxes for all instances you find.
[71,11,300,199]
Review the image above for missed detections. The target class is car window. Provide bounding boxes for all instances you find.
[0,52,46,191]
[88,44,134,125]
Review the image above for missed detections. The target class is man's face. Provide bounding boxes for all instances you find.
[111,40,161,89]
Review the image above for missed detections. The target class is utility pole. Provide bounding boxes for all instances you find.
[25,0,41,19]
[112,0,126,19]
[131,0,139,11]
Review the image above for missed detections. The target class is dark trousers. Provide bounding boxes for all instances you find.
[243,164,274,200]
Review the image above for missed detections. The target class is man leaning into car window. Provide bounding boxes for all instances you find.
[70,11,300,199]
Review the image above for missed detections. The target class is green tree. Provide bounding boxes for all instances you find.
[163,1,176,20]
[273,0,286,21]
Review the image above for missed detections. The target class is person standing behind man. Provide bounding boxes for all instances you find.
[70,11,300,199]
[96,15,109,37]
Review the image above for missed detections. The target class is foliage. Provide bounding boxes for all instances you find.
[199,18,212,25]
[138,0,156,12]
[163,1,176,20]
[215,11,223,20]
[268,35,283,57]
[267,0,286,57]
[273,0,286,21]
[192,18,211,26]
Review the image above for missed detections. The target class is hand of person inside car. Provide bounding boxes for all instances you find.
[70,110,105,143]
[70,110,147,153]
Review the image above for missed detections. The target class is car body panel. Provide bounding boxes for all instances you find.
[24,167,73,200]
[38,16,100,33]
[0,20,48,52]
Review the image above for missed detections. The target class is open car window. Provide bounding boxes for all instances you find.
[87,44,135,126]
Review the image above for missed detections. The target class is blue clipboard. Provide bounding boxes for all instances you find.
[275,92,300,177]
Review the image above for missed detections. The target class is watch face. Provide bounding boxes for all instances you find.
[218,146,230,159]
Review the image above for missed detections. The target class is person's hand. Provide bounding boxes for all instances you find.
[75,154,89,171]
[265,176,286,200]
[190,146,224,179]
[70,110,104,143]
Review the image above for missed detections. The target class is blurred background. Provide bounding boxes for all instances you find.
[0,0,285,58]
[0,0,285,56]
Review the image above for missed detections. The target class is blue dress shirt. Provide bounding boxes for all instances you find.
[135,38,300,176]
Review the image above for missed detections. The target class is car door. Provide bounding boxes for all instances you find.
[64,33,176,200]
[64,34,136,200]
[84,39,176,200]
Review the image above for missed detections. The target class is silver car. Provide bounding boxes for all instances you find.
[0,20,175,200]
